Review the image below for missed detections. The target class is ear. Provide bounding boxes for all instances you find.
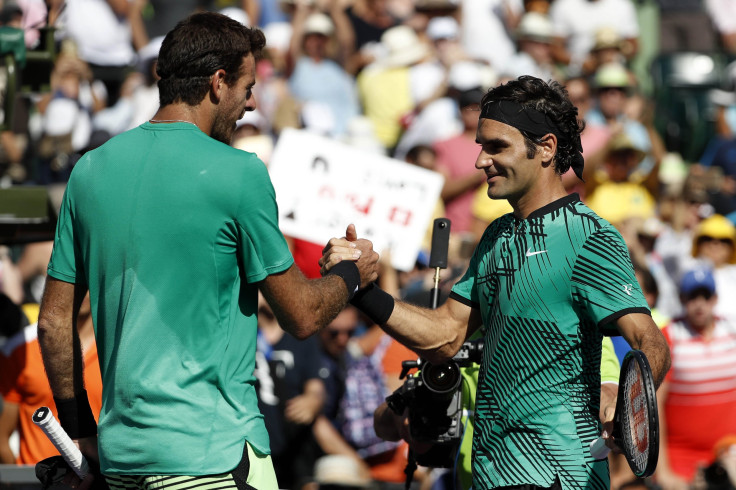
[210,69,227,102]
[538,133,558,165]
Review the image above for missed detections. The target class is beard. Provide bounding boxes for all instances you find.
[211,117,235,145]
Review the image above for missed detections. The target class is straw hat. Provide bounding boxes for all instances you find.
[605,132,646,163]
[592,27,623,51]
[378,26,430,68]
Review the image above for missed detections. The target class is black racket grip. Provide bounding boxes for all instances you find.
[429,218,451,269]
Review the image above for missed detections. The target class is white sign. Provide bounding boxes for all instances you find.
[269,128,445,271]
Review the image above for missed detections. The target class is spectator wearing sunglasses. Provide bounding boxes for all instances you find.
[655,268,736,490]
[691,214,736,322]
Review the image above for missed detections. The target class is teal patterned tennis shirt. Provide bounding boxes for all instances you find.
[450,194,649,490]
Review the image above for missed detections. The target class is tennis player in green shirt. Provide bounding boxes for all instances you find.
[321,76,670,490]
[37,12,377,490]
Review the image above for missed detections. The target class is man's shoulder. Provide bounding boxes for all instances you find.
[561,199,614,231]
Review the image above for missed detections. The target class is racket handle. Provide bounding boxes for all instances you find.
[590,437,611,460]
[32,406,90,479]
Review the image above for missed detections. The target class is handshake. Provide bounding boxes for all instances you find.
[319,224,381,291]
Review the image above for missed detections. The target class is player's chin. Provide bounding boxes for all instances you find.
[486,185,507,200]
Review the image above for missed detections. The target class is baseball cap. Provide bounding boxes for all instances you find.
[679,268,716,296]
[426,16,459,41]
[594,62,631,89]
[303,12,334,37]
[458,88,485,109]
[515,12,553,43]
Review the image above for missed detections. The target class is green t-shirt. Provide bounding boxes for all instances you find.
[450,194,649,490]
[455,337,620,490]
[47,122,294,475]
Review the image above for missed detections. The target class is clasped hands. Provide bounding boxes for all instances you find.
[319,224,380,289]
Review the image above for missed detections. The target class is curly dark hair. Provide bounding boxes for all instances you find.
[156,12,266,106]
[480,76,585,176]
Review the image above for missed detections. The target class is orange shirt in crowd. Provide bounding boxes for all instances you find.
[0,324,103,465]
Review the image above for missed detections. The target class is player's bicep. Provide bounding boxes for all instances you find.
[438,297,482,349]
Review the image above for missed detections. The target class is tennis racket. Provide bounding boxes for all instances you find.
[32,406,90,479]
[589,349,660,478]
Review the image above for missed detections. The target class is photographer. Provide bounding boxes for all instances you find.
[321,76,671,490]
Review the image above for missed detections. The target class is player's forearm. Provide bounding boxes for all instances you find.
[272,275,350,340]
[635,331,671,389]
[616,313,671,388]
[382,300,466,364]
[38,315,84,400]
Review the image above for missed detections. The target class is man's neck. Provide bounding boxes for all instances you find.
[510,180,568,219]
[151,104,211,136]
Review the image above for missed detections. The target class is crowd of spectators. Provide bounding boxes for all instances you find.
[1,0,736,489]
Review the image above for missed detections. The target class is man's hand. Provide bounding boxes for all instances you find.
[599,382,620,453]
[373,402,432,455]
[320,224,379,289]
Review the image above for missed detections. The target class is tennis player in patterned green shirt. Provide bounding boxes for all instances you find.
[321,76,671,490]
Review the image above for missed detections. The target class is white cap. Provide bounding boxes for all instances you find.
[449,60,483,90]
[263,22,293,53]
[137,36,164,67]
[426,16,459,41]
[516,12,553,43]
[304,12,334,36]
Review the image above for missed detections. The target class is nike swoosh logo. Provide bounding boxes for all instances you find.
[526,248,547,257]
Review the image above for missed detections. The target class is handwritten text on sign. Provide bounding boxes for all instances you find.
[268,128,445,271]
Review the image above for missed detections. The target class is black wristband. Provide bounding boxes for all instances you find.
[350,283,395,325]
[54,390,97,439]
[326,260,361,301]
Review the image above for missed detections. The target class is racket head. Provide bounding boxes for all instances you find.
[617,349,660,478]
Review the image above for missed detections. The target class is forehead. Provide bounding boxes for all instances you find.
[476,118,525,143]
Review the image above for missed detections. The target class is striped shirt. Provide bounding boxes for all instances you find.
[451,194,649,490]
[661,317,736,479]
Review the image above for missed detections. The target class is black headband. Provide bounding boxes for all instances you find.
[480,100,585,180]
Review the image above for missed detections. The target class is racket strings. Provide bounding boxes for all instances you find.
[622,363,650,473]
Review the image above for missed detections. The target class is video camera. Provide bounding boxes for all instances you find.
[386,339,483,468]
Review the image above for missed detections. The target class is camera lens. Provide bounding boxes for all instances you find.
[422,362,462,395]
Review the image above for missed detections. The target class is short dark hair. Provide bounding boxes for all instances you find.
[156,12,266,106]
[480,76,584,175]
